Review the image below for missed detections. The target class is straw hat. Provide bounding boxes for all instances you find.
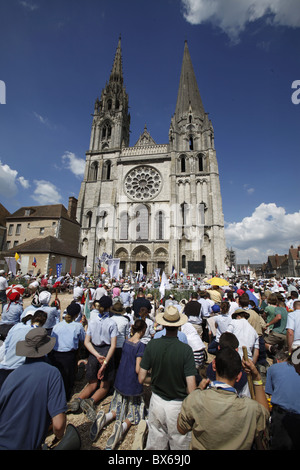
[156,305,188,327]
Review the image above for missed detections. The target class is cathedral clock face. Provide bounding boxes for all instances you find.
[124,165,162,201]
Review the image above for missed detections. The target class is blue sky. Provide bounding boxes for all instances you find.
[0,0,300,264]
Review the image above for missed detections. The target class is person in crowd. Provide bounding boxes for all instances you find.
[263,293,279,327]
[23,290,60,335]
[138,305,197,450]
[177,347,270,450]
[183,292,203,336]
[226,291,239,315]
[287,290,300,309]
[49,302,86,400]
[119,284,132,308]
[136,306,155,345]
[90,319,147,449]
[207,301,232,355]
[0,310,47,389]
[265,347,300,449]
[226,309,260,364]
[132,288,151,318]
[0,288,23,341]
[238,293,267,364]
[263,297,288,354]
[68,295,117,421]
[92,283,108,302]
[0,327,67,450]
[0,271,8,311]
[180,319,207,371]
[286,300,300,353]
[109,301,130,371]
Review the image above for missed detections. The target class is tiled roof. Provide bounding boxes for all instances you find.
[7,236,84,258]
[6,204,79,224]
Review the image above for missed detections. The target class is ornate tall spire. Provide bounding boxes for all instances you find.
[109,36,123,85]
[174,41,205,119]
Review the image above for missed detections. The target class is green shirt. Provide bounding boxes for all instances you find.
[140,336,197,401]
[272,306,288,335]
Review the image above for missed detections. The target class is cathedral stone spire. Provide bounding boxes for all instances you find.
[109,36,123,85]
[174,40,205,120]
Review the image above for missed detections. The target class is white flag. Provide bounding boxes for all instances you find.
[107,258,120,280]
[159,271,169,299]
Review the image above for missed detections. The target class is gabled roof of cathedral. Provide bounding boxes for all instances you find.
[174,41,205,119]
[134,125,157,147]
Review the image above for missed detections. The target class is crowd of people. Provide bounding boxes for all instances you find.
[0,268,299,451]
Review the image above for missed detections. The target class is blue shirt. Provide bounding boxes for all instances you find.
[265,361,300,414]
[154,328,188,343]
[0,359,67,450]
[0,302,23,324]
[0,322,31,370]
[86,312,118,346]
[51,320,85,352]
[21,305,60,330]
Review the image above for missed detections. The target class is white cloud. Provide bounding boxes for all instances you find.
[18,176,30,189]
[0,161,29,197]
[19,1,38,11]
[225,203,300,263]
[181,0,300,42]
[31,180,62,205]
[61,151,85,178]
[243,184,255,195]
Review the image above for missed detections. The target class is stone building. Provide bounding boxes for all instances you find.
[4,197,84,275]
[76,39,227,276]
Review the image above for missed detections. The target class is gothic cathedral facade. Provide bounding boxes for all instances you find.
[76,38,227,276]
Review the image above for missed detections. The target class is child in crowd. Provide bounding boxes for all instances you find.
[50,302,86,400]
[90,319,147,450]
[68,295,118,421]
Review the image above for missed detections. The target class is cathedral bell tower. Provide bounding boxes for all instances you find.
[89,37,130,151]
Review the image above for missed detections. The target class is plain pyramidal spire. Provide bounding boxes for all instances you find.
[174,41,205,119]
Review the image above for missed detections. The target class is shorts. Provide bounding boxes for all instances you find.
[264,331,286,346]
[85,344,115,383]
[194,348,207,367]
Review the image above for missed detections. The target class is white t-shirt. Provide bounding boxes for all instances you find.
[181,321,206,351]
[214,314,232,342]
[226,318,259,360]
[286,309,300,348]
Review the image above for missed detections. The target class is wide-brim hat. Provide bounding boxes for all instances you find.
[110,301,126,314]
[231,308,250,320]
[122,283,130,291]
[156,305,188,327]
[16,327,56,358]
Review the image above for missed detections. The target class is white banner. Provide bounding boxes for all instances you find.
[107,258,120,280]
[5,257,17,276]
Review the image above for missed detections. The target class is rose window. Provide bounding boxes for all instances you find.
[124,166,162,201]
